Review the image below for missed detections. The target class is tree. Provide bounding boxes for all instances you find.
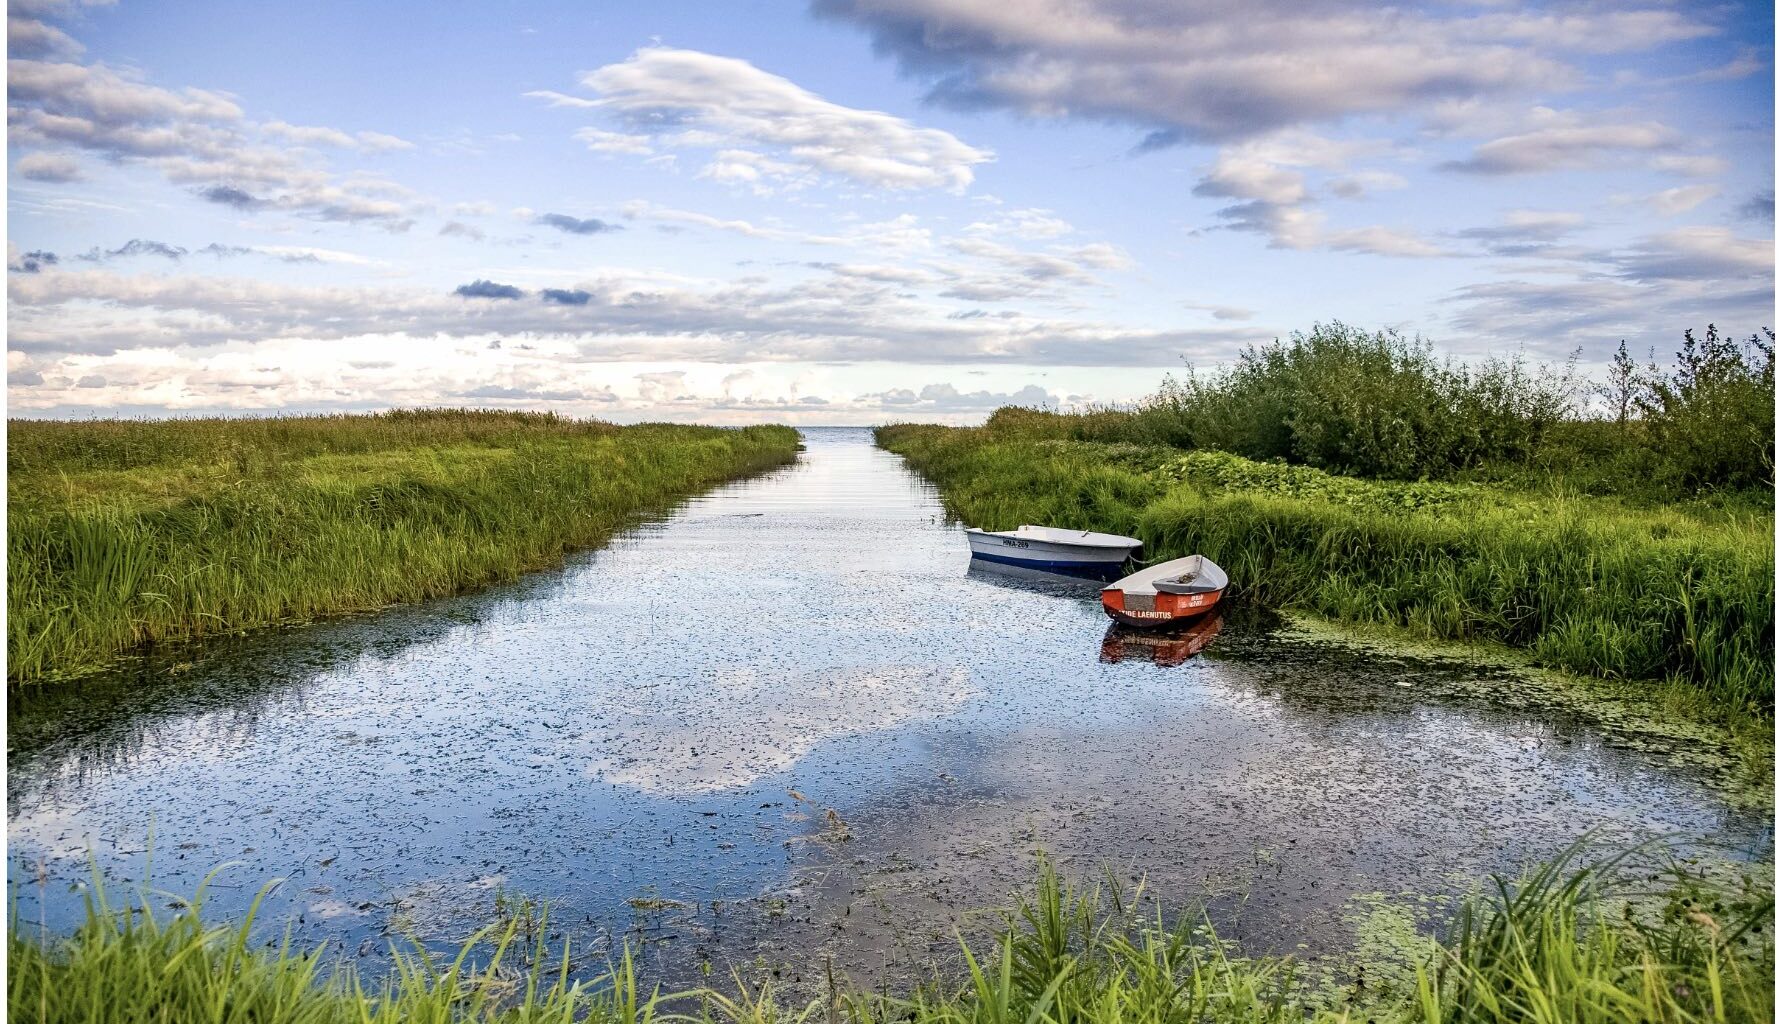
[1597,339,1640,426]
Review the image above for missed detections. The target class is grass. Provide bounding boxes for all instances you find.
[10,846,1771,1023]
[8,410,801,684]
[873,422,1775,722]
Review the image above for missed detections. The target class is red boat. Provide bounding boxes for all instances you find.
[1101,555,1228,628]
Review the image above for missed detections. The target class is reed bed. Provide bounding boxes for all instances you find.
[8,410,801,684]
[10,846,1770,1023]
[874,423,1775,718]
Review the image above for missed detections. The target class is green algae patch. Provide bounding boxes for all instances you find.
[1269,610,1774,809]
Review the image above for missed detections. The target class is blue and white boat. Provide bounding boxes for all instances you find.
[964,525,1141,580]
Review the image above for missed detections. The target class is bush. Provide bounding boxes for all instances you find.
[977,322,1772,501]
[1637,325,1775,492]
[1125,323,1579,480]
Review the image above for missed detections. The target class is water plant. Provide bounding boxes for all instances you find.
[10,846,1770,1023]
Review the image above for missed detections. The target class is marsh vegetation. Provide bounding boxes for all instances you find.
[878,323,1775,728]
[7,410,800,684]
[10,845,1770,1024]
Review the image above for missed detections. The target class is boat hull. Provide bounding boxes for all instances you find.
[1100,586,1225,628]
[965,530,1138,580]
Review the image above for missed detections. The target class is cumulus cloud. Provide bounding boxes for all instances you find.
[196,184,263,208]
[540,288,592,305]
[8,16,83,58]
[1189,131,1437,254]
[454,279,525,299]
[530,47,992,192]
[15,151,84,182]
[535,212,622,235]
[8,56,419,227]
[807,0,1709,144]
[7,247,59,273]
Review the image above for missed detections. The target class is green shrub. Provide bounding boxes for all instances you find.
[1637,325,1776,492]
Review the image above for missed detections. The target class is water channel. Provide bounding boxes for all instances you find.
[9,427,1770,991]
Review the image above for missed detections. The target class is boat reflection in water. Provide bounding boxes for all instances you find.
[1099,613,1225,667]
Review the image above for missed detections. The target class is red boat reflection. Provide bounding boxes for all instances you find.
[1099,613,1224,667]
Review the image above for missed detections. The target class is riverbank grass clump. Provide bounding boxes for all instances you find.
[10,848,1770,1023]
[8,410,801,684]
[875,422,1774,722]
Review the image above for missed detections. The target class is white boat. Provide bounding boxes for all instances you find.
[964,525,1141,579]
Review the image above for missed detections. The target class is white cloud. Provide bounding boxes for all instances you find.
[965,208,1073,240]
[1441,108,1676,174]
[1649,153,1727,178]
[6,265,1262,371]
[1640,184,1720,216]
[572,127,654,156]
[810,0,1686,143]
[7,56,420,227]
[864,381,1055,412]
[8,17,83,58]
[1444,227,1773,356]
[15,151,84,182]
[531,47,993,193]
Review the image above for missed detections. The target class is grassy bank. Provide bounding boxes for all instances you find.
[874,420,1774,720]
[11,848,1771,1023]
[8,410,800,684]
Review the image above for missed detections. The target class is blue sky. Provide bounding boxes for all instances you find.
[7,0,1774,422]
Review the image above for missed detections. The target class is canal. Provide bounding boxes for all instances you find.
[8,427,1770,991]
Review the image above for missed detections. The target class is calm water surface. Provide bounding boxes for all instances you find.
[9,428,1771,988]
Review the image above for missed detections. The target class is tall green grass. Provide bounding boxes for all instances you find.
[875,424,1774,716]
[8,410,801,684]
[11,847,1769,1023]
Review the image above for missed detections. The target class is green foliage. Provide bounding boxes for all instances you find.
[875,426,1774,715]
[1137,322,1580,480]
[12,849,1770,1024]
[8,410,801,684]
[8,868,672,1023]
[978,322,1773,500]
[1636,326,1776,493]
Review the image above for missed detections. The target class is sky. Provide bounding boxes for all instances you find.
[5,0,1774,424]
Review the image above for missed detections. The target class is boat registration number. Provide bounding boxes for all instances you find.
[1000,539,1030,548]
